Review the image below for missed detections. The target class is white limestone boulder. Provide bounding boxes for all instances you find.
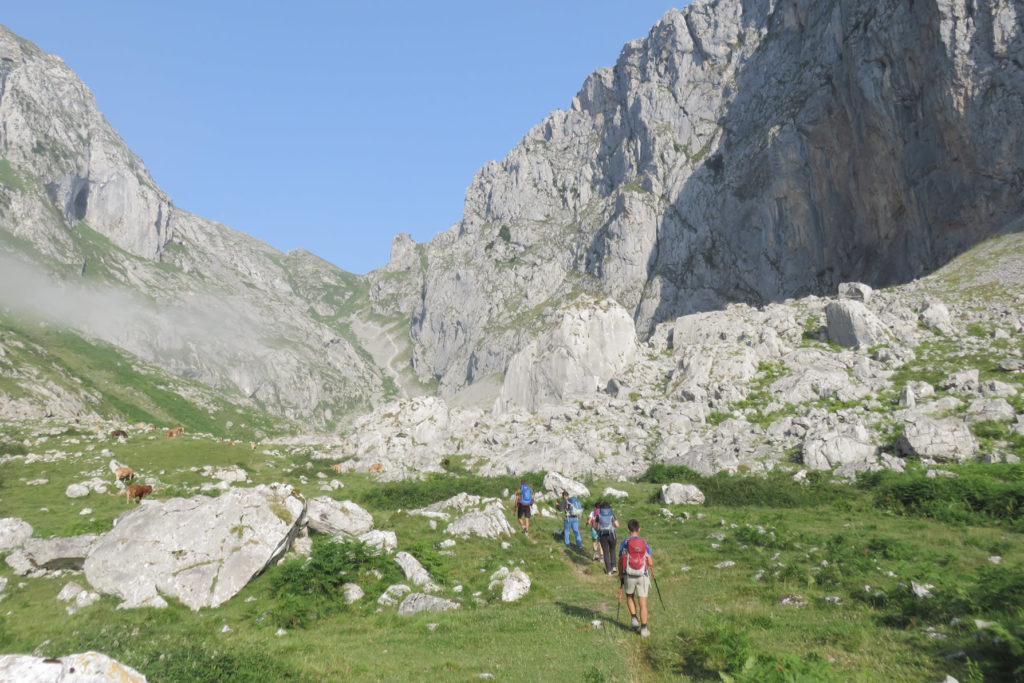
[826,300,889,349]
[83,483,305,610]
[397,592,460,615]
[446,503,515,539]
[895,416,978,463]
[0,517,32,551]
[660,483,706,505]
[0,651,146,682]
[543,472,590,498]
[501,568,531,602]
[306,497,374,537]
[394,551,441,592]
[802,423,877,470]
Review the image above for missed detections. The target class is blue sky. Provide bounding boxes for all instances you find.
[4,2,684,274]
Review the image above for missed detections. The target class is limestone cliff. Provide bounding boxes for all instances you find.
[382,0,1024,396]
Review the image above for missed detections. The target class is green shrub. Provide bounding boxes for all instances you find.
[674,624,837,681]
[872,473,1024,528]
[355,471,545,510]
[267,538,400,628]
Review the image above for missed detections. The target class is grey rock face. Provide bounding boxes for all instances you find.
[394,551,441,592]
[385,0,1024,396]
[501,568,531,602]
[83,484,305,609]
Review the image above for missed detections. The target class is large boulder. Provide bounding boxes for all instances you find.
[501,568,531,602]
[895,416,978,463]
[0,517,32,551]
[305,497,374,537]
[83,483,305,610]
[660,483,705,505]
[543,472,589,498]
[0,651,146,682]
[826,300,889,349]
[446,503,515,539]
[802,423,877,470]
[394,551,441,592]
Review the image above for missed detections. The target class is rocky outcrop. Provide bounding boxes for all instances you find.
[83,484,305,609]
[0,652,146,683]
[382,0,1024,398]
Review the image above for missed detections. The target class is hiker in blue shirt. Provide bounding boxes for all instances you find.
[556,490,584,551]
[618,519,653,637]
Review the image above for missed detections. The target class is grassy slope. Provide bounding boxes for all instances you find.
[1,430,1021,681]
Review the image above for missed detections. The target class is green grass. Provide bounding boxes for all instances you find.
[1,434,1023,681]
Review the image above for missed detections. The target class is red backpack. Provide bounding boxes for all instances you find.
[621,536,648,576]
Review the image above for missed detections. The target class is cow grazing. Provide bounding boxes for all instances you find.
[165,429,177,438]
[369,463,383,473]
[249,441,257,451]
[125,484,153,504]
[115,466,135,483]
[109,429,128,439]
[330,463,343,473]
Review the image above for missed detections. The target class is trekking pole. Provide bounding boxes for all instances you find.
[650,567,666,610]
[615,577,623,624]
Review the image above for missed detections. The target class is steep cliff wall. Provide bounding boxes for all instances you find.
[391,0,1024,395]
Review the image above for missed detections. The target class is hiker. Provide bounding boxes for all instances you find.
[594,500,620,575]
[514,479,533,534]
[586,502,603,562]
[556,490,584,550]
[619,519,653,637]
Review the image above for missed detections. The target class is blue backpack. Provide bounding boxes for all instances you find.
[597,507,616,535]
[520,483,533,505]
[566,496,583,517]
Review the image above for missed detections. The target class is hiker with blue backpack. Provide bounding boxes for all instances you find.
[514,479,533,535]
[556,490,584,551]
[619,519,653,638]
[593,501,620,575]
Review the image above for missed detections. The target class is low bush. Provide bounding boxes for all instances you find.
[354,471,545,510]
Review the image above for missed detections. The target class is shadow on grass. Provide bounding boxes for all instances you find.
[555,601,635,633]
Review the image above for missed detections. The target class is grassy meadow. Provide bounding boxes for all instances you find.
[1,427,1022,681]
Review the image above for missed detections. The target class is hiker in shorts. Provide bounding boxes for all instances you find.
[619,519,653,637]
[556,490,584,550]
[514,479,533,534]
[587,502,603,562]
[594,501,620,575]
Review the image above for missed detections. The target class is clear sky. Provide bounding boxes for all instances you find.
[3,2,685,274]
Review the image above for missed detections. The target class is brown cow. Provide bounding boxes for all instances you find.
[330,463,343,473]
[369,463,383,473]
[109,429,128,439]
[165,429,177,438]
[115,466,135,483]
[125,484,153,504]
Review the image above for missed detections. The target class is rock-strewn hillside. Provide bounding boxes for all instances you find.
[339,231,1024,481]
[377,0,1024,396]
[0,27,392,428]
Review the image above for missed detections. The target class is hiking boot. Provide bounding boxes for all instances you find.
[640,626,650,638]
[592,552,600,561]
[630,615,639,630]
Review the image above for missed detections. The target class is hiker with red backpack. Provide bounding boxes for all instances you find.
[619,519,653,637]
